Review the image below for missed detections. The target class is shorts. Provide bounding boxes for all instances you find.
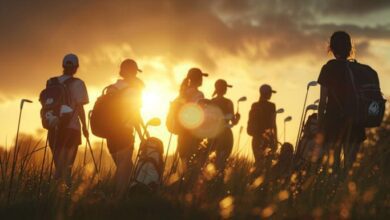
[49,128,82,151]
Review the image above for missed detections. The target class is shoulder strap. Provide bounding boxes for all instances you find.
[63,76,78,86]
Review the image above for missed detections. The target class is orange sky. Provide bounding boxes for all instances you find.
[1,0,390,157]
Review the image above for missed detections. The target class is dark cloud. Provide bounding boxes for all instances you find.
[316,0,390,15]
[0,0,390,98]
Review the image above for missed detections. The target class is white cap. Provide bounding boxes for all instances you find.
[62,53,79,67]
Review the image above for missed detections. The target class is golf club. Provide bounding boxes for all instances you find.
[236,96,247,114]
[296,104,319,149]
[162,133,173,185]
[295,81,318,148]
[83,110,92,166]
[284,116,292,143]
[276,108,285,114]
[7,98,33,204]
[132,117,161,180]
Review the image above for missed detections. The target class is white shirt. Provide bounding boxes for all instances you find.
[57,74,89,130]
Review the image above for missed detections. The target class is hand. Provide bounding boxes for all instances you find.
[82,126,89,139]
[235,113,241,122]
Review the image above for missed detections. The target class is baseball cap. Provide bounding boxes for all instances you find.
[62,53,79,67]
[121,59,142,73]
[187,68,209,79]
[215,79,233,89]
[260,84,276,95]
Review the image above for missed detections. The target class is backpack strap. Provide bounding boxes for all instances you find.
[346,60,361,120]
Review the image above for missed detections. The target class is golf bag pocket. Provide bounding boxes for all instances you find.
[132,137,164,191]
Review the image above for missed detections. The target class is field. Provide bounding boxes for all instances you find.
[0,114,389,219]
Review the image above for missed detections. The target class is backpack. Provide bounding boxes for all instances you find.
[39,77,76,130]
[347,61,386,128]
[131,137,164,191]
[166,97,185,134]
[90,86,129,138]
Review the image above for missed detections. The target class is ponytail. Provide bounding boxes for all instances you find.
[179,77,190,98]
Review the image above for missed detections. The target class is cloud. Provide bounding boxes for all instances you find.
[1,0,390,98]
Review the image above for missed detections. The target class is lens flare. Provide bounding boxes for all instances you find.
[178,103,205,129]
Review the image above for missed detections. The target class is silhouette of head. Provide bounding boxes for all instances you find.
[259,84,276,100]
[329,31,352,59]
[213,79,232,97]
[62,53,79,75]
[187,68,208,87]
[120,59,142,79]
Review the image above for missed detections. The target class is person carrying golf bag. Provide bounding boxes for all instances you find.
[167,68,208,169]
[317,31,385,174]
[208,79,240,174]
[39,53,89,187]
[247,84,278,175]
[91,59,145,195]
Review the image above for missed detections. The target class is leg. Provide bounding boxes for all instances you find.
[107,137,134,195]
[215,129,233,173]
[111,148,133,194]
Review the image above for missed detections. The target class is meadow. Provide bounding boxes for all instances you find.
[0,113,389,219]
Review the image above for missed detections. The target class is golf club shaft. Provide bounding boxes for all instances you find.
[7,102,24,204]
[295,89,309,149]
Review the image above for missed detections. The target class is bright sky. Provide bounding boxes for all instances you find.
[1,0,390,157]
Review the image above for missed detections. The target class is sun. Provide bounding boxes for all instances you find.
[141,85,172,122]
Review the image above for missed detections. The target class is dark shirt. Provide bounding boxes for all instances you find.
[247,100,276,137]
[318,59,377,142]
[210,96,234,123]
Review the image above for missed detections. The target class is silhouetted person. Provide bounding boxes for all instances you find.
[177,68,208,169]
[208,79,240,173]
[247,84,277,174]
[270,142,294,180]
[318,31,381,174]
[49,54,89,187]
[105,59,145,194]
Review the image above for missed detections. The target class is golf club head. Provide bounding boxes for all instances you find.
[284,116,292,122]
[21,99,33,103]
[307,81,318,89]
[238,96,247,102]
[20,98,33,109]
[146,117,161,127]
[276,108,285,114]
[314,99,320,104]
[306,104,318,111]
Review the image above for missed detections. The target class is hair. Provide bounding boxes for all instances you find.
[329,31,353,59]
[179,77,191,97]
[279,143,294,163]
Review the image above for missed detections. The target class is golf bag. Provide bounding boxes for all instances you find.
[90,86,129,138]
[39,77,76,129]
[295,113,323,165]
[131,137,164,191]
[166,97,185,134]
[347,61,386,128]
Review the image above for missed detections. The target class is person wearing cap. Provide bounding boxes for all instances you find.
[48,53,89,187]
[208,79,240,174]
[104,58,145,195]
[176,68,208,169]
[247,84,278,175]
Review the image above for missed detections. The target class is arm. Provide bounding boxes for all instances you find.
[247,104,255,136]
[272,105,277,144]
[78,105,89,138]
[230,100,240,126]
[318,85,328,130]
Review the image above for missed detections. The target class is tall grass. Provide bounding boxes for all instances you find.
[0,114,389,219]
